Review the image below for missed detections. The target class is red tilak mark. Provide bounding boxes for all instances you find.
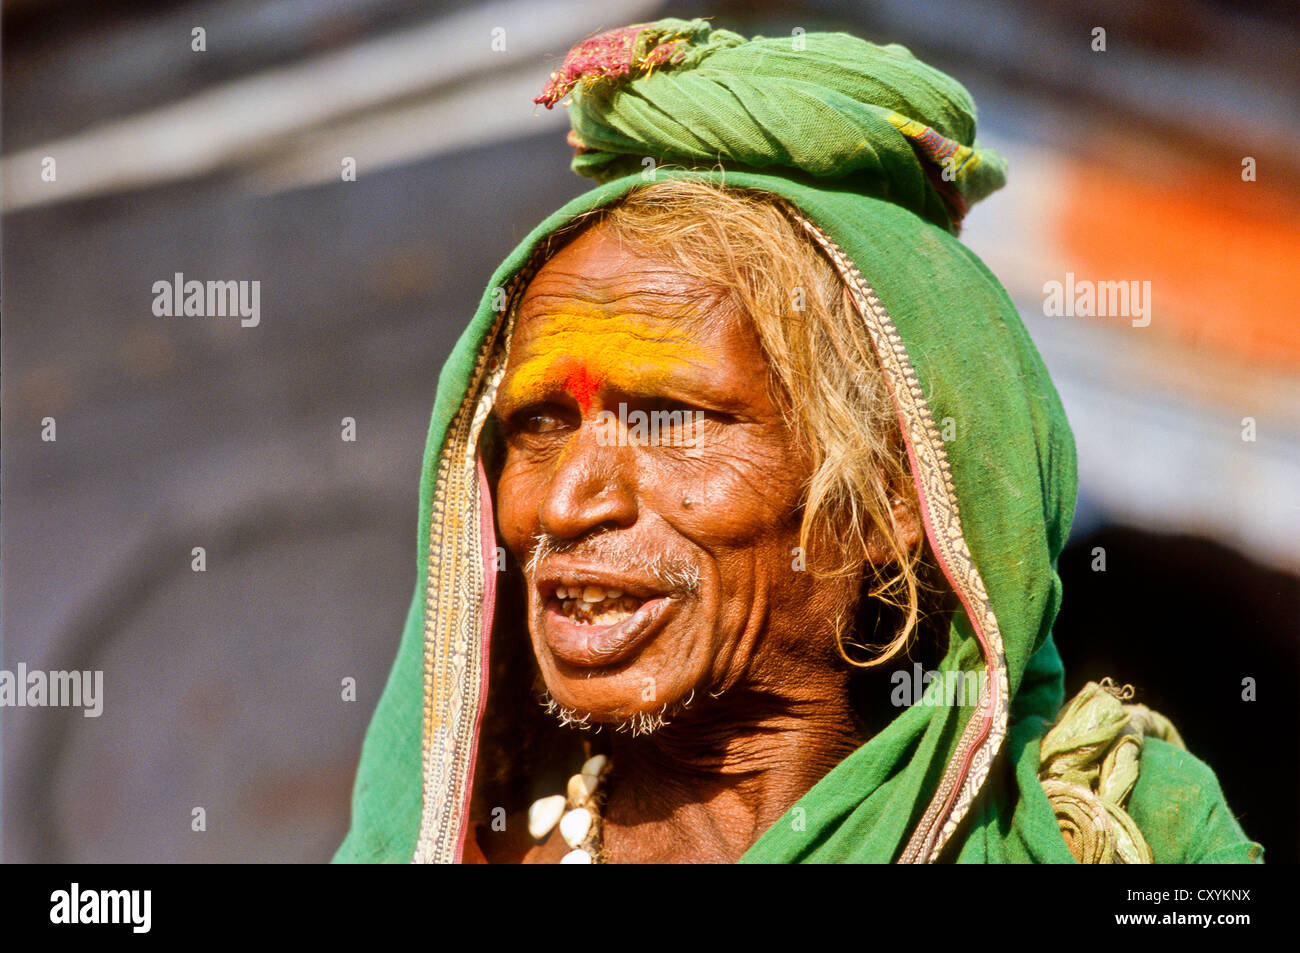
[564,364,602,414]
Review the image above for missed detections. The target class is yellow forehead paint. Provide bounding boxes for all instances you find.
[503,310,707,412]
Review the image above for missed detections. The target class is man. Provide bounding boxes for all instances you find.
[335,19,1261,863]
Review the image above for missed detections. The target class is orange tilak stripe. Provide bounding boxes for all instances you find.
[501,310,706,406]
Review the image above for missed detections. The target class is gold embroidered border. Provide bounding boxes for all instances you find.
[412,254,543,863]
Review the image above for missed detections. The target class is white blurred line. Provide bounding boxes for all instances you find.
[2,0,659,211]
[1048,337,1300,574]
[242,63,568,195]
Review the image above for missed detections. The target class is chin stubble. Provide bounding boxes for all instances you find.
[540,688,704,737]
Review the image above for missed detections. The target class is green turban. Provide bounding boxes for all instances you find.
[537,18,1007,233]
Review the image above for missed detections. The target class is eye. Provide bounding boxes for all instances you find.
[616,399,728,449]
[522,412,567,434]
[661,400,733,424]
[505,403,575,439]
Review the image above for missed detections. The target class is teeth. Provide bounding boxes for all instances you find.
[554,593,643,625]
[553,584,624,601]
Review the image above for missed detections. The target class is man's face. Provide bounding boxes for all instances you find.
[493,225,854,724]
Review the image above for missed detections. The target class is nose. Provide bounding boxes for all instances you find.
[537,422,638,540]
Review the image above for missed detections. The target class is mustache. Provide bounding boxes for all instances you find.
[524,531,702,596]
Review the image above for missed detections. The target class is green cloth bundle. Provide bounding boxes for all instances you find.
[1038,679,1188,864]
[544,18,1007,233]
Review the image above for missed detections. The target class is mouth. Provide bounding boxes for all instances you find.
[554,584,643,624]
[535,573,680,668]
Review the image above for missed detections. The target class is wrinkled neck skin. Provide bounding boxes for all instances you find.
[601,669,862,863]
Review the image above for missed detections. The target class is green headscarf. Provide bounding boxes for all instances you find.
[545,18,1006,234]
[335,20,1260,864]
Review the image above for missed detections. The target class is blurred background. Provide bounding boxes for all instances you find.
[3,0,1297,863]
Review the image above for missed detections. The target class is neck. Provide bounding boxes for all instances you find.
[601,680,861,863]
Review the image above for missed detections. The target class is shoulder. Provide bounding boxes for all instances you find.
[1127,738,1264,864]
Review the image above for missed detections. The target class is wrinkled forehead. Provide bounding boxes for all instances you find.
[516,224,727,329]
[498,226,749,404]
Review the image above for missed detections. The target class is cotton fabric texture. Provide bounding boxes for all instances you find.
[335,20,1261,864]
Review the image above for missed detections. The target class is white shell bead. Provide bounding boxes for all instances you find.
[581,754,608,779]
[559,807,593,847]
[568,772,598,804]
[527,794,566,840]
[561,849,593,864]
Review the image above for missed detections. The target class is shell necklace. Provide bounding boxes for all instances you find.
[526,754,611,863]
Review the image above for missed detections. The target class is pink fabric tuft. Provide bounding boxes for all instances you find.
[536,24,683,108]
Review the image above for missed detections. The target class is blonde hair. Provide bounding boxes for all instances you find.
[569,178,930,667]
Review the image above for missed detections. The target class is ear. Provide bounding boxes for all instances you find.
[865,487,922,565]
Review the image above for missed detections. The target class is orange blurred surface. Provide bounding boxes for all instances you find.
[1060,155,1300,371]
